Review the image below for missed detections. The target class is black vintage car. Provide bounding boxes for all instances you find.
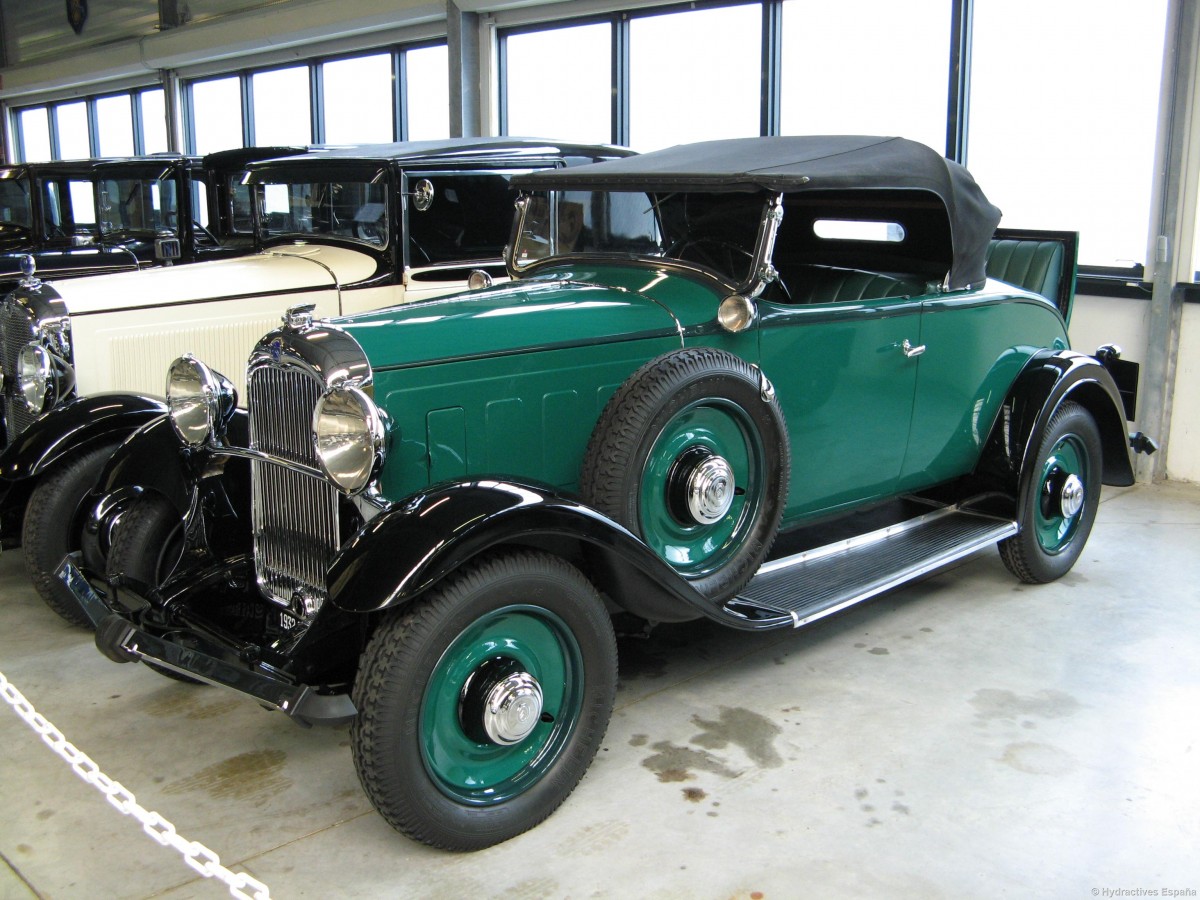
[62,136,1153,852]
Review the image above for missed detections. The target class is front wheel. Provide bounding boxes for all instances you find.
[22,441,122,627]
[999,401,1102,583]
[105,492,199,684]
[352,551,618,850]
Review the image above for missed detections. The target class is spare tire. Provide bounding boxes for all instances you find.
[580,347,789,602]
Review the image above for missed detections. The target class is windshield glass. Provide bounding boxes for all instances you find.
[256,176,389,248]
[99,177,179,237]
[512,189,763,286]
[0,173,34,237]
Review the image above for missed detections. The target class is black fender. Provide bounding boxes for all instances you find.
[327,478,712,625]
[976,350,1136,495]
[0,392,168,483]
[89,409,253,563]
[0,393,168,546]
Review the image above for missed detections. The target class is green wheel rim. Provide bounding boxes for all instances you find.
[638,397,765,578]
[1035,434,1088,555]
[420,605,583,805]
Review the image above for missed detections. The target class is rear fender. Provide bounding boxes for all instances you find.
[327,479,709,624]
[976,350,1135,493]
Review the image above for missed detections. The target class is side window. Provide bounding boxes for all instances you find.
[42,182,65,237]
[406,172,519,264]
[0,178,33,233]
[67,180,96,231]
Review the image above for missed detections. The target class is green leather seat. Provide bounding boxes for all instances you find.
[788,265,926,304]
[986,239,1064,301]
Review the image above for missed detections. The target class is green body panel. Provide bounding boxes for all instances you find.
[343,263,748,504]
[758,295,923,522]
[349,262,1067,528]
[897,290,1069,490]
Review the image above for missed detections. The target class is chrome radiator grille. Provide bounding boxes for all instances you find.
[249,363,340,611]
[0,301,38,439]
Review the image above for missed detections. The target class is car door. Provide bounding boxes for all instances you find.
[758,293,924,522]
[897,289,1070,492]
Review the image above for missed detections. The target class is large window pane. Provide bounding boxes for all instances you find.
[56,102,91,159]
[96,94,134,157]
[252,66,312,145]
[140,89,168,154]
[19,108,52,162]
[324,54,394,143]
[505,23,612,145]
[191,77,243,154]
[630,5,761,152]
[969,0,1168,269]
[405,45,449,140]
[780,0,949,152]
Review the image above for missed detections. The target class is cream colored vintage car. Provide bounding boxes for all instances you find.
[0,138,632,625]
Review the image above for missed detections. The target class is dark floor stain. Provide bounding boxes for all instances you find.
[892,802,910,815]
[629,733,648,747]
[854,642,867,649]
[998,741,1077,776]
[16,844,32,855]
[920,627,933,633]
[163,749,290,802]
[689,706,783,768]
[142,690,242,721]
[970,688,1082,723]
[641,740,741,783]
[682,787,707,803]
[868,647,889,656]
[36,809,54,820]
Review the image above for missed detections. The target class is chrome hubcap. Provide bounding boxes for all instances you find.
[481,671,544,746]
[1059,473,1085,519]
[685,454,736,525]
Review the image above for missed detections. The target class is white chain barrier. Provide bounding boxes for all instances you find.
[0,669,272,900]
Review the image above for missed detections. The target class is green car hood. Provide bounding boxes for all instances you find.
[337,263,724,369]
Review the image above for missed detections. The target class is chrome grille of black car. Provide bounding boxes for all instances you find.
[0,300,39,439]
[249,363,339,612]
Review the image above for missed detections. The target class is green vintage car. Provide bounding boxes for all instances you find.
[64,136,1153,850]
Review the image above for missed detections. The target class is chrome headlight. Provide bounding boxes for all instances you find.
[167,355,236,447]
[17,344,52,413]
[313,386,384,494]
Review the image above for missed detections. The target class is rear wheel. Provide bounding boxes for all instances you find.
[999,401,1102,583]
[22,441,121,627]
[352,551,617,850]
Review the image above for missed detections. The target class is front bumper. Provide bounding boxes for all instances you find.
[58,555,357,727]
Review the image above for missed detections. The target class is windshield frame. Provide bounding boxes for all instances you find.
[507,188,783,298]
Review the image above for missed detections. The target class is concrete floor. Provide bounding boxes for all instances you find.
[1,482,1197,899]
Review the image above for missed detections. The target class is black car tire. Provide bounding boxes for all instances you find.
[352,550,617,851]
[105,492,200,685]
[999,400,1102,584]
[580,347,789,603]
[22,441,121,628]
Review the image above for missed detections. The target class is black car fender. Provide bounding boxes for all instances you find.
[327,478,710,624]
[976,349,1136,494]
[0,393,168,483]
[0,394,169,545]
[91,409,252,556]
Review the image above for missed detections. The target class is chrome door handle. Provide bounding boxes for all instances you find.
[901,339,926,358]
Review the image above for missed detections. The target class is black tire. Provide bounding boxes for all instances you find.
[352,551,617,851]
[999,401,1102,583]
[105,492,199,684]
[580,347,789,602]
[22,441,121,627]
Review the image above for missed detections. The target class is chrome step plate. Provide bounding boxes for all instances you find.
[731,506,1018,628]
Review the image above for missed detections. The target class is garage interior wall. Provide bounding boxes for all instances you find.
[0,0,1197,482]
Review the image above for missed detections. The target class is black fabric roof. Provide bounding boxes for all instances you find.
[514,136,1002,290]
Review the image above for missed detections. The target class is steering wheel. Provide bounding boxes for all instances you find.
[666,237,754,276]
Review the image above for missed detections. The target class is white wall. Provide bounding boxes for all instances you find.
[1070,291,1200,483]
[1166,303,1200,481]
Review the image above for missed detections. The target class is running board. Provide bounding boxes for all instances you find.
[725,505,1018,628]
